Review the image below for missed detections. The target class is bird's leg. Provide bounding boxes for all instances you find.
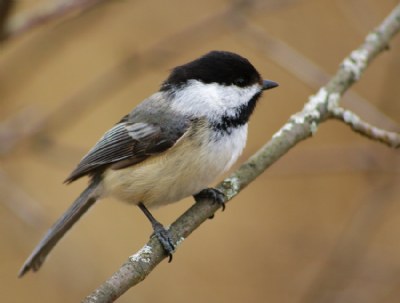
[138,203,174,262]
[193,188,226,219]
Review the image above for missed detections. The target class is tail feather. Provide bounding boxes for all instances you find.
[18,180,101,277]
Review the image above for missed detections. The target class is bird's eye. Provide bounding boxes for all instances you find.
[233,77,246,86]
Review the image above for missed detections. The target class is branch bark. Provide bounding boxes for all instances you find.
[331,107,400,148]
[83,3,400,302]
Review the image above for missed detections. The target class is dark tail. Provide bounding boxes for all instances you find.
[18,179,101,277]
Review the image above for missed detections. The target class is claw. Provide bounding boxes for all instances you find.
[152,222,174,262]
[194,188,226,212]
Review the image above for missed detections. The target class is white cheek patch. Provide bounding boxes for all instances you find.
[169,80,261,120]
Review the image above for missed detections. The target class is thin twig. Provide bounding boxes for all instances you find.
[331,107,400,148]
[82,3,400,302]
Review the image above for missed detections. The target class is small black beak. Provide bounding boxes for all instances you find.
[262,79,279,90]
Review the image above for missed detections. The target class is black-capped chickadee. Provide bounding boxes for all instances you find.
[19,51,278,277]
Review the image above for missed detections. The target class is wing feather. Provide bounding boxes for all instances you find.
[65,119,189,183]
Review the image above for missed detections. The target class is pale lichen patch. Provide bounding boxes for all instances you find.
[342,49,369,80]
[175,237,185,247]
[130,245,152,263]
[272,123,294,139]
[327,92,340,111]
[304,88,328,113]
[221,176,240,200]
[343,109,360,125]
[366,31,380,44]
[310,121,318,135]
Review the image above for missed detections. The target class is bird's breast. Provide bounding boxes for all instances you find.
[102,123,248,208]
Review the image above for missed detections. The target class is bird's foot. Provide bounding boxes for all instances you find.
[151,221,174,262]
[139,202,175,262]
[194,188,226,219]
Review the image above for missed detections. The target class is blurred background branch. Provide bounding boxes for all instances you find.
[1,0,107,42]
[0,168,49,229]
[0,0,14,40]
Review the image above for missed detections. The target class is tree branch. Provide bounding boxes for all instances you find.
[331,107,400,148]
[83,3,400,303]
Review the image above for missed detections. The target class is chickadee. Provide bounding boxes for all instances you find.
[19,51,278,277]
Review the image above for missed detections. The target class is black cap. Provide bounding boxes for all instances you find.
[161,51,263,91]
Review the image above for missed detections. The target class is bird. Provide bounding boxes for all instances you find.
[18,50,278,277]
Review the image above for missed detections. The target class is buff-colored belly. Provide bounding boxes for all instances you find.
[102,125,247,208]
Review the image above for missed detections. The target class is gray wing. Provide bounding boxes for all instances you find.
[65,117,190,183]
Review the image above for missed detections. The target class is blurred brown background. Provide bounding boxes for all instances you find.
[1,0,400,302]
